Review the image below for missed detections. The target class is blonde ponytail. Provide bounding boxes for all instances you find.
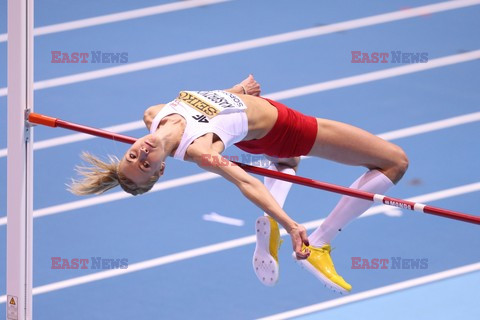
[69,152,159,196]
[69,152,121,195]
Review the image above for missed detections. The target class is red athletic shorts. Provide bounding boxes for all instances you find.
[235,98,318,158]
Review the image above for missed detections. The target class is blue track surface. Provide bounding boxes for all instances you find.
[1,1,479,319]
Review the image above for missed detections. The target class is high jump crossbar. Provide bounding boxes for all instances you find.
[28,113,480,226]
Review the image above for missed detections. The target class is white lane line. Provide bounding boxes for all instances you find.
[267,50,480,101]
[256,262,480,320]
[2,58,480,159]
[0,171,218,226]
[1,112,479,226]
[377,111,480,140]
[202,212,245,226]
[0,182,478,304]
[0,0,231,43]
[382,207,404,217]
[1,0,479,97]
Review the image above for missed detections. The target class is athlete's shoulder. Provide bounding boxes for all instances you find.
[143,104,166,130]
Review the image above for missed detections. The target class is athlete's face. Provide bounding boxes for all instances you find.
[118,134,165,186]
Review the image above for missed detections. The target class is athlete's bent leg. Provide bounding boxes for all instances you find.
[307,118,408,183]
[294,118,408,293]
[308,118,408,244]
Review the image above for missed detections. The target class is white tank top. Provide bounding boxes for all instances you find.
[150,90,248,161]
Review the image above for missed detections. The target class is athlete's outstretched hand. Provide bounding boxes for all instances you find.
[289,224,310,260]
[237,74,261,96]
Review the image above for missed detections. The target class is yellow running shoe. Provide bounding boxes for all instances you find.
[253,216,282,286]
[293,244,352,294]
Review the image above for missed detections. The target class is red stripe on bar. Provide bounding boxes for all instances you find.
[424,205,480,224]
[234,162,375,201]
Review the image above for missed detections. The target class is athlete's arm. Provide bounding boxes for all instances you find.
[188,147,310,259]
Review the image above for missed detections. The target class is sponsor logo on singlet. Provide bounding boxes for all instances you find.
[195,91,245,109]
[177,90,245,118]
[178,91,220,118]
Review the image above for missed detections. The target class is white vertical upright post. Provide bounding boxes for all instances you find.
[7,0,34,319]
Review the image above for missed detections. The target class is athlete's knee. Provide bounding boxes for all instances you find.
[266,156,300,171]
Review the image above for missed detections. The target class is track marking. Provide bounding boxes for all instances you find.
[0,0,231,43]
[202,212,245,226]
[377,111,480,140]
[0,172,218,226]
[0,172,219,226]
[0,113,479,225]
[256,262,480,320]
[1,0,479,97]
[267,50,480,101]
[0,182,478,303]
[382,207,403,217]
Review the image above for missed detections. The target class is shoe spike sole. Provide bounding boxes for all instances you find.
[253,216,279,287]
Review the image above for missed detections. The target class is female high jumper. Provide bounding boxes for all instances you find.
[70,75,408,293]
